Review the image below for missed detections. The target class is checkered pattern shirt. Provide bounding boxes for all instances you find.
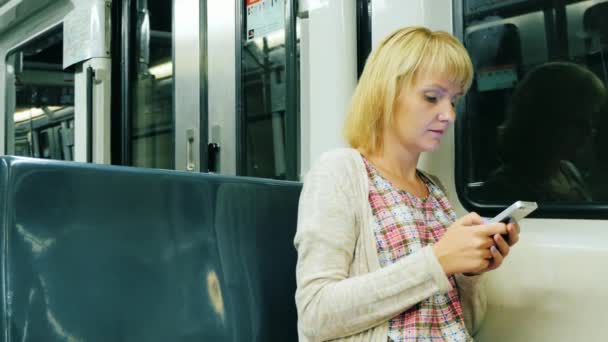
[364,158,472,342]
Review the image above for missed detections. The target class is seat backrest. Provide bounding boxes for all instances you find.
[0,156,302,342]
[215,182,301,341]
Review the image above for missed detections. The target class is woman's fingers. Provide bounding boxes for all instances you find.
[479,248,492,259]
[489,245,503,269]
[507,223,520,246]
[477,222,507,237]
[455,212,484,227]
[494,233,510,257]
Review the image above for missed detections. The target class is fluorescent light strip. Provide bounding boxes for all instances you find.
[148,62,173,79]
[14,106,61,123]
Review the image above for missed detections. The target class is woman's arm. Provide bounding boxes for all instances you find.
[294,161,452,341]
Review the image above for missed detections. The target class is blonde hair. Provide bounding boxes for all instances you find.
[344,26,474,153]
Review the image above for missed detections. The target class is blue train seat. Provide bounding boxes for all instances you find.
[0,156,301,341]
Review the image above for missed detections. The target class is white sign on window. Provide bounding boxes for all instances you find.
[477,65,518,92]
[246,0,284,41]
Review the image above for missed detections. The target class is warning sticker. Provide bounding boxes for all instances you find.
[246,0,284,41]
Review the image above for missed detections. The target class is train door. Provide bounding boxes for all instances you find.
[110,0,361,179]
[115,0,301,180]
[1,0,111,164]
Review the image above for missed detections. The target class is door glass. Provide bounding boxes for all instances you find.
[239,0,300,180]
[6,27,75,160]
[131,0,174,168]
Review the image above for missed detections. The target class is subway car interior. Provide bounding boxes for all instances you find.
[0,0,607,341]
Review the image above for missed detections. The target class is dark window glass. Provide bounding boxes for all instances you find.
[239,0,300,180]
[130,0,174,168]
[458,0,608,213]
[6,27,75,161]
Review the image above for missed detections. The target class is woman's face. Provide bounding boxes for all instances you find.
[388,73,462,153]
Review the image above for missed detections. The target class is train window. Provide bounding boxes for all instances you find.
[239,0,300,180]
[5,27,75,161]
[130,0,174,168]
[456,0,608,218]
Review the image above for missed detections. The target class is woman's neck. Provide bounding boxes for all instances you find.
[366,149,419,181]
[374,132,420,179]
[360,139,424,196]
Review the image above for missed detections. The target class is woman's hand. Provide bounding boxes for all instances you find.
[484,221,520,271]
[432,212,507,276]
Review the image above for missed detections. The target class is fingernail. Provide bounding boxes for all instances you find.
[481,217,489,223]
[491,246,498,253]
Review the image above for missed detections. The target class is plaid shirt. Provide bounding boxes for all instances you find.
[364,158,472,342]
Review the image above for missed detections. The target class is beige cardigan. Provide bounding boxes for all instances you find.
[294,148,486,342]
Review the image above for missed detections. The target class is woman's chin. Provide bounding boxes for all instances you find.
[421,141,442,152]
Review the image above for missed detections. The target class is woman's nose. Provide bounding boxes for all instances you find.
[438,100,456,122]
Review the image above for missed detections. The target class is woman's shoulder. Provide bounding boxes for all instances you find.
[303,148,366,194]
[310,148,364,176]
[317,147,361,162]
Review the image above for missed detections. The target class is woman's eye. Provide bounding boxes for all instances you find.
[424,95,437,103]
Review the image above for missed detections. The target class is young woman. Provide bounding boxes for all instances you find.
[294,27,520,342]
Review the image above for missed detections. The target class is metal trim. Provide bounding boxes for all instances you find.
[110,0,123,164]
[174,0,201,171]
[3,54,16,156]
[284,0,300,180]
[356,0,372,78]
[199,0,209,172]
[120,0,133,165]
[235,0,244,175]
[171,0,176,170]
[86,66,94,162]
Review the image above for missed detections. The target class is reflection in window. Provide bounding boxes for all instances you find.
[458,0,608,205]
[130,0,174,169]
[6,27,75,161]
[240,0,300,180]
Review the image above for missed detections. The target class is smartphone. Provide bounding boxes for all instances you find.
[488,201,537,242]
[488,201,538,224]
